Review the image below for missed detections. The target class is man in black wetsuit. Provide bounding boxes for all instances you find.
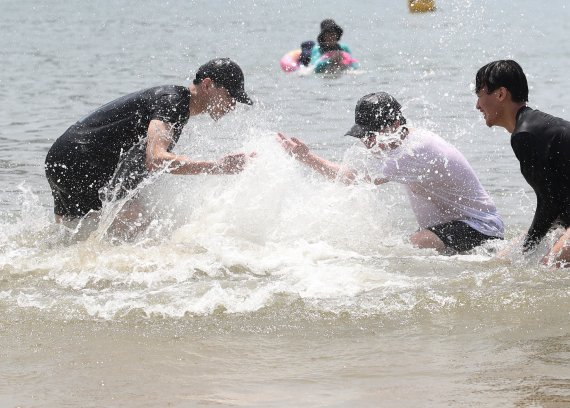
[45,58,254,226]
[475,59,570,266]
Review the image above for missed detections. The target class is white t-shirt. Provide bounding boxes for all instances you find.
[363,128,504,237]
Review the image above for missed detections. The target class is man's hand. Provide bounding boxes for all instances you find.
[216,152,256,174]
[277,133,310,160]
[276,132,356,183]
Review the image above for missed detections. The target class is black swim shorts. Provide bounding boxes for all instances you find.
[427,220,501,253]
[45,158,112,218]
[45,140,149,218]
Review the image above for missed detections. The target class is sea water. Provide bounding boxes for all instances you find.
[1,0,569,406]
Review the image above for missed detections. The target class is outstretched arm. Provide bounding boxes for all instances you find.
[277,133,357,184]
[146,119,253,175]
[522,195,560,252]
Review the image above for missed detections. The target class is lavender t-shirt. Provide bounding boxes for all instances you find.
[364,129,504,237]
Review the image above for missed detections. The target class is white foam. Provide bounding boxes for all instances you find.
[0,126,553,320]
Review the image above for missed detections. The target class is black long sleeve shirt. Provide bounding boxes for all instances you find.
[511,107,570,251]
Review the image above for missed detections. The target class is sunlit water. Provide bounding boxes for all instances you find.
[1,0,569,407]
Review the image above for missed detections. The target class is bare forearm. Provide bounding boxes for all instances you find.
[277,133,356,184]
[299,152,355,184]
[147,152,220,175]
[301,152,339,179]
[168,157,221,175]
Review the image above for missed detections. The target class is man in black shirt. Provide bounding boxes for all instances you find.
[46,58,254,227]
[475,59,570,267]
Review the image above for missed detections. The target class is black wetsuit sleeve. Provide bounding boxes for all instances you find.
[522,195,560,251]
[512,131,560,251]
[150,93,188,126]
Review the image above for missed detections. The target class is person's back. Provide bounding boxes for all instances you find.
[45,85,191,216]
[51,86,190,167]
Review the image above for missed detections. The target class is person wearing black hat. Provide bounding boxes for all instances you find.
[310,19,359,73]
[45,57,254,228]
[278,92,504,254]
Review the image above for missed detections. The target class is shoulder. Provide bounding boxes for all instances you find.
[339,43,352,53]
[514,106,570,135]
[407,128,443,150]
[149,85,190,99]
[512,108,546,150]
[408,128,472,164]
[147,86,190,124]
[150,86,191,110]
[513,107,539,133]
[511,106,559,148]
[111,86,189,106]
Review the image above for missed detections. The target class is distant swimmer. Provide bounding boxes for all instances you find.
[45,58,254,228]
[310,19,359,74]
[299,40,316,67]
[278,92,504,254]
[475,60,570,266]
[280,41,316,72]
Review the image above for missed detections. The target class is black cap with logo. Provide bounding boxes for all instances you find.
[194,58,253,105]
[345,92,407,138]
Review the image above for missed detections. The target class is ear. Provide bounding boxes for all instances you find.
[496,86,509,102]
[200,77,214,89]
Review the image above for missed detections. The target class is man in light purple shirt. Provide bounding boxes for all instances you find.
[278,92,503,254]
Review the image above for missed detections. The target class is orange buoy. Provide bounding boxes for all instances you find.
[408,0,436,13]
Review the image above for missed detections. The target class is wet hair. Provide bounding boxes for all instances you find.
[475,60,528,103]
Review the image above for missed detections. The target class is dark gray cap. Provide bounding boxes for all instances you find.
[194,58,253,105]
[345,92,406,138]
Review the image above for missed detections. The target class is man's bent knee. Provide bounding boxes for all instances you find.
[410,229,446,253]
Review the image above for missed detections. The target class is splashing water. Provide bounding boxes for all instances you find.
[0,122,566,326]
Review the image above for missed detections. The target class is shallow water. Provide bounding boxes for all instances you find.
[1,0,570,406]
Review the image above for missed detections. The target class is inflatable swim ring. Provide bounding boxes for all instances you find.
[280,49,302,72]
[313,51,359,74]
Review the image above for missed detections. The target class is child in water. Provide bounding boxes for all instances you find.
[298,40,315,67]
[310,19,359,73]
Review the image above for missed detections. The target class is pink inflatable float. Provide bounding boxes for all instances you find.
[313,51,359,73]
[280,49,303,72]
[280,49,360,73]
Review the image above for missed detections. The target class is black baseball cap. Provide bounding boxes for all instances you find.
[194,58,253,105]
[345,92,406,138]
